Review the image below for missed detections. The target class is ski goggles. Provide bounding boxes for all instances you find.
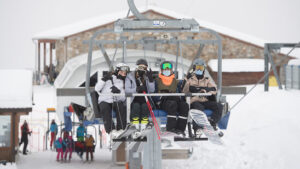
[194,65,205,71]
[119,66,130,72]
[161,62,172,70]
[137,65,147,71]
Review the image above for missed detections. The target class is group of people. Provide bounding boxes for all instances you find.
[95,58,223,138]
[49,120,94,162]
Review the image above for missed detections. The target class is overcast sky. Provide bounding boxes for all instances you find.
[0,0,299,70]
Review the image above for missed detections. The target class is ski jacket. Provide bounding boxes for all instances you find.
[76,126,85,137]
[95,74,125,104]
[65,136,74,148]
[55,137,65,149]
[125,71,155,102]
[85,136,94,147]
[182,74,217,103]
[21,124,30,140]
[50,122,58,133]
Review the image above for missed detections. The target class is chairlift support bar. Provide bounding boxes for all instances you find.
[114,19,200,33]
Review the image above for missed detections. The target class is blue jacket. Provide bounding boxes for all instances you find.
[50,123,58,133]
[55,138,65,149]
[76,126,85,137]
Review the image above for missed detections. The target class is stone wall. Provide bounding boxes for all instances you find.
[55,10,289,72]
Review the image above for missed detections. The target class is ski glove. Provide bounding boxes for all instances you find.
[146,68,154,82]
[137,85,147,93]
[111,86,121,93]
[102,73,112,82]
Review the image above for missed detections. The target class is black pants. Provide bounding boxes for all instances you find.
[130,102,149,123]
[19,137,28,154]
[99,101,126,134]
[191,101,223,130]
[161,100,189,132]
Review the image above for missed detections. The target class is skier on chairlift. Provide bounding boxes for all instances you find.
[182,58,223,138]
[125,59,155,135]
[95,63,129,138]
[155,61,189,136]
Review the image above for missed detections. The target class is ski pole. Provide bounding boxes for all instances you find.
[143,92,161,140]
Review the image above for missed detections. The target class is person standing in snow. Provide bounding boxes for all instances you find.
[64,136,74,161]
[182,58,223,137]
[95,63,129,138]
[55,137,66,161]
[19,120,31,155]
[85,134,95,162]
[76,124,86,142]
[49,119,58,150]
[155,61,189,136]
[125,59,155,130]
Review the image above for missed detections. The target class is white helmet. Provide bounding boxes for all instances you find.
[115,63,130,72]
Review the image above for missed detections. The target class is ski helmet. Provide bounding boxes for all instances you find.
[160,61,173,70]
[192,58,206,70]
[115,63,130,72]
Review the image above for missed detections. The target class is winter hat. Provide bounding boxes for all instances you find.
[136,59,148,66]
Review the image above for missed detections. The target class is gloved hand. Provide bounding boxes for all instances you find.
[101,73,112,82]
[111,86,120,93]
[137,85,147,93]
[186,72,192,79]
[146,68,154,82]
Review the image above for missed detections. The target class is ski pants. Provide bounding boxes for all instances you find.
[50,132,56,148]
[19,137,28,154]
[56,148,63,160]
[130,102,149,123]
[64,148,72,160]
[191,101,223,130]
[86,146,93,161]
[161,100,189,132]
[99,101,126,134]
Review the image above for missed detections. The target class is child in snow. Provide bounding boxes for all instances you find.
[64,136,74,161]
[85,134,95,161]
[55,137,66,161]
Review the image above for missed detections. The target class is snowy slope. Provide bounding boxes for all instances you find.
[2,85,300,169]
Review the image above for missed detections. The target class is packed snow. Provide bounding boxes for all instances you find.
[2,84,300,169]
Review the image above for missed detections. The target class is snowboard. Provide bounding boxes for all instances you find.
[189,109,224,145]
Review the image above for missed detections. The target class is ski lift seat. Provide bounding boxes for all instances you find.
[151,109,214,125]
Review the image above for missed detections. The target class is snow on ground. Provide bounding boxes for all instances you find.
[3,85,300,169]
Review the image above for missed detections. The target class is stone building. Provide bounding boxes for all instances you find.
[32,6,291,85]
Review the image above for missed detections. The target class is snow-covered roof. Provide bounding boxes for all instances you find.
[208,59,266,72]
[32,6,266,48]
[0,69,33,109]
[288,59,300,66]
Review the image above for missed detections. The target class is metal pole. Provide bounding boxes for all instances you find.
[127,0,147,20]
[38,42,41,84]
[217,36,222,102]
[12,112,16,162]
[175,42,179,78]
[264,44,269,91]
[123,41,127,62]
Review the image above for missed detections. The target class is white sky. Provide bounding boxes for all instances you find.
[0,0,299,70]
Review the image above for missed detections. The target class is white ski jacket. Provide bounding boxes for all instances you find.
[95,75,125,104]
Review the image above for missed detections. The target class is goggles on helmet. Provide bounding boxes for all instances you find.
[194,65,205,71]
[162,62,172,70]
[119,66,130,72]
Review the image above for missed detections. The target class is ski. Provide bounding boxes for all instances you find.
[189,109,224,145]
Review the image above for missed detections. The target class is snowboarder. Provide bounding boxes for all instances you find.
[125,59,155,130]
[49,119,58,150]
[64,136,74,161]
[95,63,129,138]
[55,137,66,161]
[19,120,31,155]
[85,134,95,162]
[76,124,85,142]
[182,58,223,137]
[155,61,189,135]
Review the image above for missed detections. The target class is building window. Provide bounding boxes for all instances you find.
[0,115,11,147]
